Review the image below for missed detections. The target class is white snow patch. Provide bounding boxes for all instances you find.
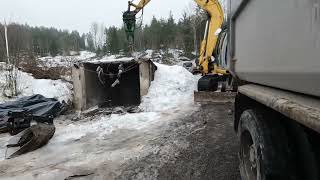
[0,70,72,103]
[168,49,184,60]
[145,49,154,59]
[140,63,200,112]
[78,51,96,59]
[88,57,133,64]
[0,135,10,161]
[38,51,96,67]
[52,112,160,144]
[17,72,72,102]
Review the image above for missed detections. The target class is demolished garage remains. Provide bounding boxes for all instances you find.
[72,58,157,111]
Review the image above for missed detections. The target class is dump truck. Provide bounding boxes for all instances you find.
[229,0,320,179]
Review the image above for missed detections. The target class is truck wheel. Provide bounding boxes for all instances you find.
[238,109,295,180]
[286,122,319,180]
[221,82,227,92]
[226,76,238,92]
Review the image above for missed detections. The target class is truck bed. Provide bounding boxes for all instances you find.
[231,0,320,97]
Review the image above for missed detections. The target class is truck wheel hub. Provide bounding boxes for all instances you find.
[249,145,257,168]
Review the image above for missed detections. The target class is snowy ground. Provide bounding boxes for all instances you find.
[0,63,201,180]
[140,63,198,112]
[38,51,96,67]
[0,51,95,103]
[0,48,193,104]
[133,49,193,65]
[36,49,192,70]
[0,71,72,103]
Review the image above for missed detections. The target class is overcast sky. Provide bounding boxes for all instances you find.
[0,0,193,34]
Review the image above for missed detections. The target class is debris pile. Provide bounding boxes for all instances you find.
[0,94,66,159]
[6,123,55,159]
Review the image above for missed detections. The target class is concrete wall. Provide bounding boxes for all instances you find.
[72,65,87,111]
[139,60,156,97]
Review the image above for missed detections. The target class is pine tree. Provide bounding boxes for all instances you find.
[106,27,120,54]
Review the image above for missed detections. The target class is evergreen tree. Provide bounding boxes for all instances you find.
[106,26,120,54]
[0,8,204,61]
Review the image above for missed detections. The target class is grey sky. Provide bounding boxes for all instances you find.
[1,0,193,34]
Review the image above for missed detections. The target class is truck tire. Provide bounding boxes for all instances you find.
[221,81,227,92]
[286,122,319,180]
[238,109,295,180]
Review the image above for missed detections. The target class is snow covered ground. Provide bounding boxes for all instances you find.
[0,48,193,104]
[0,51,97,103]
[36,48,194,68]
[17,72,73,103]
[38,51,96,67]
[0,62,200,180]
[54,63,199,143]
[0,70,73,103]
[140,63,199,112]
[133,49,192,65]
[89,57,133,64]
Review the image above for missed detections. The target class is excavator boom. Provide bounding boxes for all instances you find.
[123,0,231,92]
[195,0,225,75]
[128,0,151,13]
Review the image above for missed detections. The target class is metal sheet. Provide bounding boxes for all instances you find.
[233,0,320,97]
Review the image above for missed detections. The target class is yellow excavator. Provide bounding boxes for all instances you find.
[123,0,231,92]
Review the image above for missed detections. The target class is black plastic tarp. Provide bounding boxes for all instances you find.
[0,94,64,119]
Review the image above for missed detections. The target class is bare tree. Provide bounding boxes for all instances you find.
[90,22,99,49]
[3,21,18,97]
[184,2,206,55]
[190,6,202,55]
[98,23,106,50]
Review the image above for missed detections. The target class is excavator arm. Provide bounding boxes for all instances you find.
[123,0,230,91]
[124,0,226,72]
[195,0,227,75]
[128,0,151,14]
[123,1,151,51]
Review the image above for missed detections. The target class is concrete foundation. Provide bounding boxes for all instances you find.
[72,58,157,111]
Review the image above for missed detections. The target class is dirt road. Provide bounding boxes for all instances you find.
[0,103,239,180]
[116,103,240,180]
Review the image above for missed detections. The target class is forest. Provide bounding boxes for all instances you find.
[0,7,207,62]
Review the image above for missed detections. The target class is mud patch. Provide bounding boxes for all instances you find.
[116,103,240,180]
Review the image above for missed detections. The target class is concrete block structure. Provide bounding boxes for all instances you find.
[72,58,157,111]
